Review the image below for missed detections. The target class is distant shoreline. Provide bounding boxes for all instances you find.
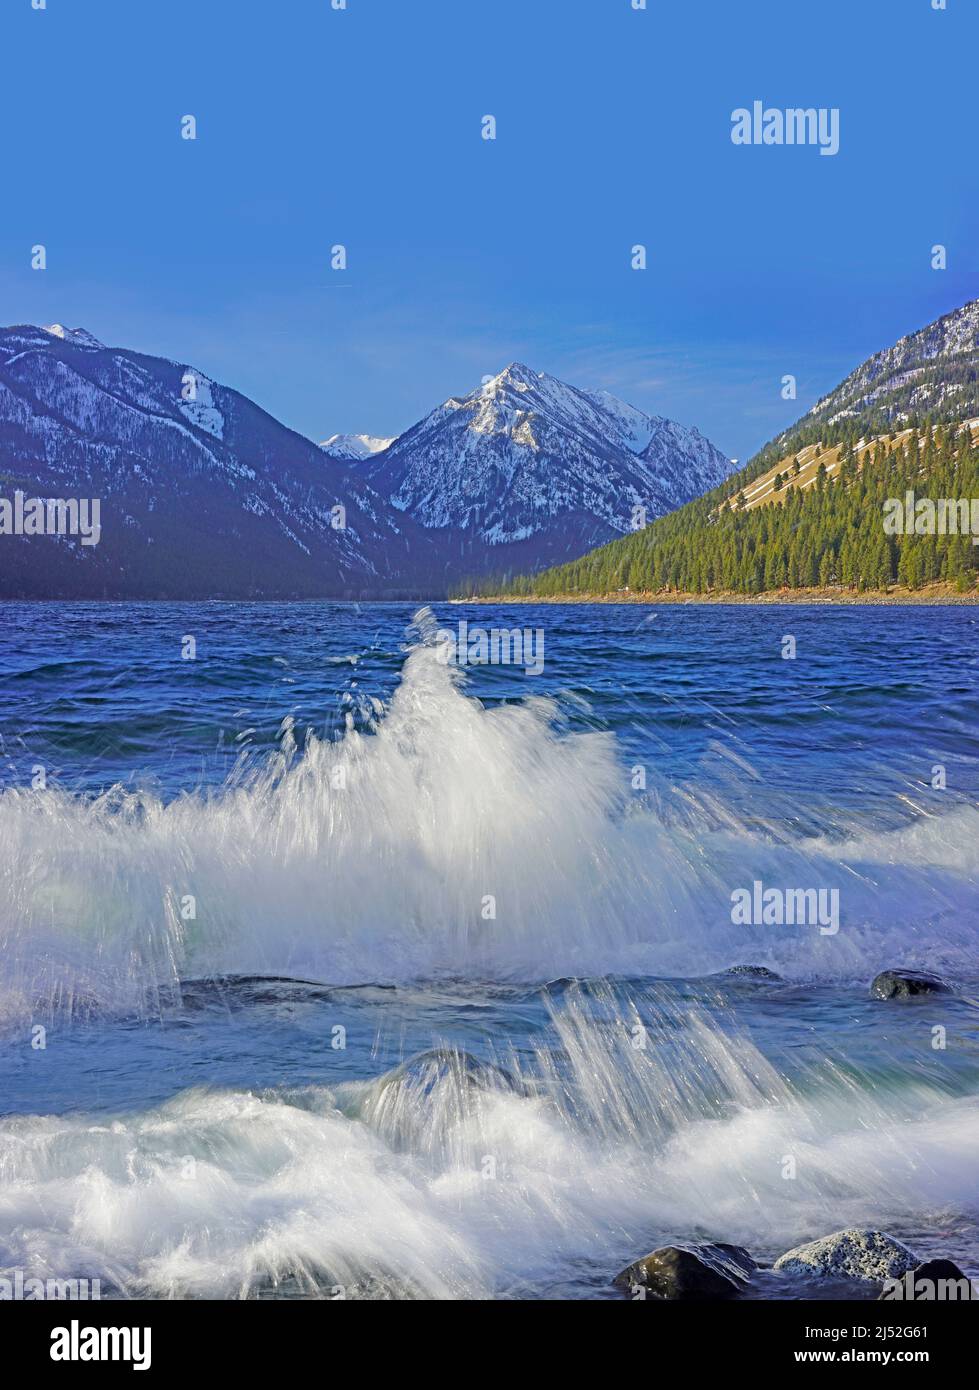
[2,584,977,607]
[457,583,979,607]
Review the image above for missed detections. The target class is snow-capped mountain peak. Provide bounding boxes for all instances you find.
[440,364,658,455]
[480,362,539,394]
[320,432,395,461]
[42,324,105,350]
[366,363,734,560]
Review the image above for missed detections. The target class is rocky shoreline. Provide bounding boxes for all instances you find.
[459,582,979,606]
[614,1231,978,1302]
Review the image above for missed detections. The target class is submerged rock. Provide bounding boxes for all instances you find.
[870,970,952,1000]
[723,965,783,982]
[879,1258,979,1300]
[342,1047,522,1156]
[376,1047,519,1098]
[775,1230,918,1283]
[614,1242,756,1301]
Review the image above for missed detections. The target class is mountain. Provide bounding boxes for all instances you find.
[477,299,979,599]
[0,328,731,598]
[0,325,431,599]
[365,362,734,576]
[784,298,979,447]
[320,433,395,461]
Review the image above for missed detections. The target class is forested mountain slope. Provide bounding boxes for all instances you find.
[469,302,979,598]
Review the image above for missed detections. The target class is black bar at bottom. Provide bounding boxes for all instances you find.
[8,1297,975,1375]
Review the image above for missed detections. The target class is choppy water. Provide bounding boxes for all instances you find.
[0,601,977,1299]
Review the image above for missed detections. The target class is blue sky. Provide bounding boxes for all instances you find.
[3,0,977,464]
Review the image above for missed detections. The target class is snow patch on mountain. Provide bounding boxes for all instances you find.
[582,388,655,454]
[177,370,224,440]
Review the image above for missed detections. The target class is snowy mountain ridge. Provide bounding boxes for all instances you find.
[794,298,979,436]
[362,362,734,556]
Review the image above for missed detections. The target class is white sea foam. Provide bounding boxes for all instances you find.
[0,613,977,1023]
[0,989,975,1299]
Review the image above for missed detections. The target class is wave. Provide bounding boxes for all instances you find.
[1,610,978,1023]
[1,987,975,1299]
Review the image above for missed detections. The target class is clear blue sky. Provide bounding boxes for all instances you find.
[3,0,977,464]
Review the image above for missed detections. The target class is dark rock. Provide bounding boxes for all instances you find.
[724,965,782,981]
[775,1229,917,1282]
[879,1259,979,1300]
[870,970,953,1000]
[614,1242,756,1301]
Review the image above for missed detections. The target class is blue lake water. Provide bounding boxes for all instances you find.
[0,602,977,1299]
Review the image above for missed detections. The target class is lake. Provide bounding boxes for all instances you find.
[0,601,977,1298]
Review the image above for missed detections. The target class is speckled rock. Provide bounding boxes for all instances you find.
[614,1242,756,1300]
[870,970,952,999]
[775,1229,918,1282]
